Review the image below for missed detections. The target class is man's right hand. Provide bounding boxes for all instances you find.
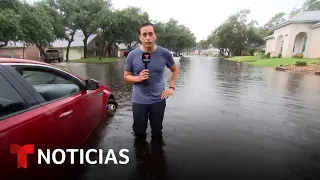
[138,69,149,82]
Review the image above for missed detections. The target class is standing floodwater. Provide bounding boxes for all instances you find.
[59,56,320,180]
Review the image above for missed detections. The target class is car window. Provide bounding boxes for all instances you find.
[21,70,72,85]
[12,65,82,102]
[0,73,29,119]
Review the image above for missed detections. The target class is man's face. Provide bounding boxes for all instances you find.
[139,25,156,48]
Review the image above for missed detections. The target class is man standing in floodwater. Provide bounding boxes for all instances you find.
[123,22,179,139]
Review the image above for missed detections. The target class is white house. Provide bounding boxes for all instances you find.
[264,11,320,58]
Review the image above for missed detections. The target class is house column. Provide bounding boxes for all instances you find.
[304,32,310,58]
[284,34,294,58]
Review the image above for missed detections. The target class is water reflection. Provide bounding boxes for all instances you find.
[55,56,320,180]
[130,138,168,180]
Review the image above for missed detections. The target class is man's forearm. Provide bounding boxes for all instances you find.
[169,69,179,87]
[124,74,141,84]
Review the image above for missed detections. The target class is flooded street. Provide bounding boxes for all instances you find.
[62,56,320,180]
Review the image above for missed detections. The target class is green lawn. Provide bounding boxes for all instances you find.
[249,58,320,67]
[70,57,117,63]
[226,56,320,67]
[226,56,259,62]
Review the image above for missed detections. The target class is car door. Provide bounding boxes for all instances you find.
[0,65,59,177]
[4,64,103,149]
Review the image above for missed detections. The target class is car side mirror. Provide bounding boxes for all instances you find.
[85,79,99,90]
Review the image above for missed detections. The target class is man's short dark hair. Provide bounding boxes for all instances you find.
[138,22,156,35]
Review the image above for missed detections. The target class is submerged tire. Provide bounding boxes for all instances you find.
[107,99,118,117]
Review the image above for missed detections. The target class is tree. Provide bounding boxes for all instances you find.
[18,1,65,61]
[263,12,286,30]
[289,7,302,18]
[46,0,80,61]
[97,9,121,58]
[71,0,112,58]
[154,19,196,54]
[206,9,264,56]
[301,0,320,11]
[197,40,210,50]
[0,9,23,44]
[117,7,150,49]
[0,0,24,46]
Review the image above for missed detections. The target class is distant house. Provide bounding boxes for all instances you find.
[0,30,122,61]
[200,47,220,55]
[0,41,41,60]
[51,31,133,60]
[50,30,99,60]
[264,11,320,58]
[115,43,128,57]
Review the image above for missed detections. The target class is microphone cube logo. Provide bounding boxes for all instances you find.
[10,144,34,169]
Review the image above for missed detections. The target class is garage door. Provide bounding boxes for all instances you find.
[62,48,82,60]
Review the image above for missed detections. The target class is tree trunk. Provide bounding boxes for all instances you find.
[99,40,104,60]
[66,33,75,61]
[22,44,25,59]
[66,41,72,61]
[36,44,48,63]
[83,37,88,58]
[106,43,113,57]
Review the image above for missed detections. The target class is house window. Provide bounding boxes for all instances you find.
[280,40,283,53]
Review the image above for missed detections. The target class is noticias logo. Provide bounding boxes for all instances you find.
[10,144,130,169]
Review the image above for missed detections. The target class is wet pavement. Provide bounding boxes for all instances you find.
[61,56,320,180]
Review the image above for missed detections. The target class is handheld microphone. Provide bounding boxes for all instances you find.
[142,52,151,87]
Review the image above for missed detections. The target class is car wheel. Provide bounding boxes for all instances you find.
[107,99,118,117]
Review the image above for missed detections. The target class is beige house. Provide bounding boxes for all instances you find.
[0,41,41,61]
[51,31,99,60]
[116,43,128,57]
[264,11,320,58]
[200,47,220,56]
[52,31,126,59]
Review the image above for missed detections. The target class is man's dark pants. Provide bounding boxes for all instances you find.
[132,99,166,139]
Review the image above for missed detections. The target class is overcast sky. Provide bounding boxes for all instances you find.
[111,0,305,41]
[28,0,305,41]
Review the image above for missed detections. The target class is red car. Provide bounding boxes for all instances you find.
[0,58,118,177]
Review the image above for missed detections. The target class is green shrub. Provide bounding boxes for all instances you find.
[278,53,282,58]
[260,54,268,59]
[295,61,307,66]
[248,48,256,56]
[267,52,271,58]
[292,54,299,58]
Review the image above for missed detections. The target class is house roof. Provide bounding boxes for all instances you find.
[1,30,98,49]
[309,22,320,29]
[1,41,25,48]
[116,43,127,50]
[51,30,97,48]
[270,11,320,31]
[263,35,275,40]
[201,47,220,52]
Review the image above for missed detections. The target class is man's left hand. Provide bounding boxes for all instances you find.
[161,88,174,99]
